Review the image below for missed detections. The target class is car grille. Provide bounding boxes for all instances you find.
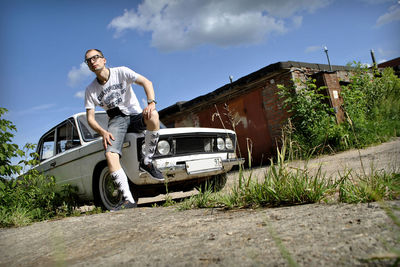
[175,137,212,154]
[137,133,235,159]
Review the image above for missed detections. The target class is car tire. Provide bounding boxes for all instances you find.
[198,173,227,192]
[93,163,124,210]
[93,163,139,210]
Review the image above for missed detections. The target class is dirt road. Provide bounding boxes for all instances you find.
[1,138,399,266]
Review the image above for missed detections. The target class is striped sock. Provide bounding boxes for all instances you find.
[144,130,159,165]
[111,168,135,203]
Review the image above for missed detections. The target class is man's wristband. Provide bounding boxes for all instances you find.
[147,99,157,104]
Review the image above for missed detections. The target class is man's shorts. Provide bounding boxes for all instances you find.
[106,113,146,156]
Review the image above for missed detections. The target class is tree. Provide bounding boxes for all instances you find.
[0,108,24,180]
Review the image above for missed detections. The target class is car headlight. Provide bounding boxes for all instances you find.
[157,140,171,155]
[225,138,234,150]
[141,144,146,156]
[217,137,225,150]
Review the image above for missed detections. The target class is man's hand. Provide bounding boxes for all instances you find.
[102,131,115,150]
[143,102,156,120]
[86,109,114,150]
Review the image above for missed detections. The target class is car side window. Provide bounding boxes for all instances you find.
[56,119,80,154]
[39,131,55,161]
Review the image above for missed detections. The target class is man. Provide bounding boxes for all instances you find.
[84,49,164,211]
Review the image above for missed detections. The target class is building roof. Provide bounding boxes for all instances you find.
[378,57,400,68]
[159,60,350,117]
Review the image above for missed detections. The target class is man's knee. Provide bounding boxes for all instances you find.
[144,110,160,130]
[148,110,159,121]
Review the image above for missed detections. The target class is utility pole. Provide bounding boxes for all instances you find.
[324,46,332,71]
[370,49,377,69]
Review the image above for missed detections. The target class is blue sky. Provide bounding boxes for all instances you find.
[1,0,399,153]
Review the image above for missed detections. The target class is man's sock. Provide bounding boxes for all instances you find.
[111,168,135,203]
[143,130,159,165]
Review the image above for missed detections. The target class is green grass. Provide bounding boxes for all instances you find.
[339,172,400,203]
[178,136,400,210]
[178,163,399,211]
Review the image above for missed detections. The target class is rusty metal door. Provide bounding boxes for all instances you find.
[197,89,273,166]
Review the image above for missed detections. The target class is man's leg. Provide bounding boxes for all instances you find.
[141,110,164,180]
[106,152,135,204]
[106,116,136,205]
[143,109,159,163]
[143,131,159,165]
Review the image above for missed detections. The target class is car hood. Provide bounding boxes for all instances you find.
[158,127,235,135]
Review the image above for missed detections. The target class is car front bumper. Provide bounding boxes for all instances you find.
[138,157,244,183]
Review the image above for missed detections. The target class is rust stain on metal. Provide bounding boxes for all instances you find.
[192,88,273,165]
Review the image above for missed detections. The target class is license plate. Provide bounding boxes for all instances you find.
[186,158,222,174]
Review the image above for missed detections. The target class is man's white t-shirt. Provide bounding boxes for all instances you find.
[84,66,143,115]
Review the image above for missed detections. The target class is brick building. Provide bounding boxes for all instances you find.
[159,61,352,165]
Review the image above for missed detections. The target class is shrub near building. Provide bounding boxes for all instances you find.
[277,64,400,158]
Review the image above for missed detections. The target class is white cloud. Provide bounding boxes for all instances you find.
[13,104,57,116]
[108,0,331,52]
[67,63,92,87]
[376,4,400,27]
[31,104,57,112]
[377,47,399,59]
[74,91,85,99]
[305,45,322,53]
[291,16,303,28]
[358,0,394,5]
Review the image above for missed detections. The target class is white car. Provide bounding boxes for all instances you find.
[34,111,243,210]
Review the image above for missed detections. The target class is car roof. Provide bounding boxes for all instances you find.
[71,110,106,119]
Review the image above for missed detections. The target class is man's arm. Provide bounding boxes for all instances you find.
[86,109,114,149]
[135,74,156,120]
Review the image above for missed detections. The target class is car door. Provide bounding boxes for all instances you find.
[36,119,86,194]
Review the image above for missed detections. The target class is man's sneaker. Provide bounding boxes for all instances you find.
[110,200,137,212]
[140,160,165,181]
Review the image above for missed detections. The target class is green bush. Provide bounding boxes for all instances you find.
[277,64,400,158]
[341,64,400,144]
[0,168,80,227]
[0,108,79,227]
[277,78,345,157]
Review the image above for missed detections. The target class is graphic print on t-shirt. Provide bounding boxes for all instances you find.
[97,83,127,109]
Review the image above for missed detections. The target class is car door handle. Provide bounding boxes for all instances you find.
[50,161,56,167]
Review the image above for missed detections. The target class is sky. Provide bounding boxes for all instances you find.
[1,0,399,155]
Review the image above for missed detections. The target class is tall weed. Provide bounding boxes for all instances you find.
[339,171,400,203]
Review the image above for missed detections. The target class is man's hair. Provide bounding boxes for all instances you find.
[84,49,104,60]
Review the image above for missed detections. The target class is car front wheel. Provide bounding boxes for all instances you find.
[94,164,123,210]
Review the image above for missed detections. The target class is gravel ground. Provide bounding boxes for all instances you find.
[0,138,399,267]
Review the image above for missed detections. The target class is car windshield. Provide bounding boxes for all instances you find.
[77,112,168,142]
[77,113,109,142]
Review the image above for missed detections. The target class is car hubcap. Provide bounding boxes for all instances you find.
[100,168,123,209]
